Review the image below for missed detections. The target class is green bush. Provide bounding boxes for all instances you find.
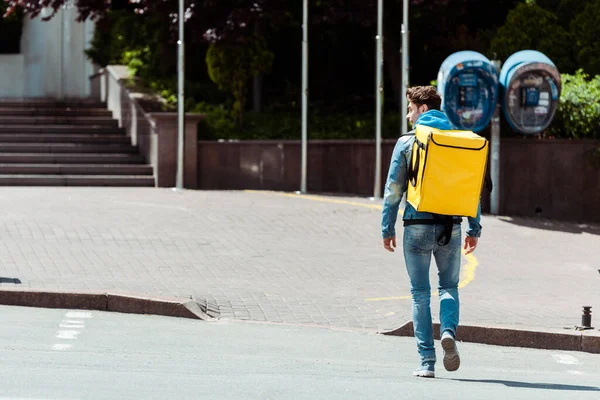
[206,34,274,128]
[194,103,402,141]
[86,10,227,112]
[193,102,237,140]
[547,70,600,139]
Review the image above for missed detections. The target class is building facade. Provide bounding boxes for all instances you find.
[0,7,95,99]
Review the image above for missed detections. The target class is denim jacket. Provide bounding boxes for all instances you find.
[381,110,482,239]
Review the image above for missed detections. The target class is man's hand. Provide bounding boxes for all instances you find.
[383,237,396,252]
[464,236,478,255]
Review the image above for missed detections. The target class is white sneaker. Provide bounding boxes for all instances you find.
[412,361,435,378]
[441,331,460,372]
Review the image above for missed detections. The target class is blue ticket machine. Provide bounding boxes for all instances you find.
[437,51,499,132]
[499,50,561,135]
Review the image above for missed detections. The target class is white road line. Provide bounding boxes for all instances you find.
[52,344,72,351]
[552,354,580,365]
[56,330,80,340]
[60,323,85,329]
[567,370,584,375]
[64,311,93,319]
[63,320,85,324]
[52,311,93,350]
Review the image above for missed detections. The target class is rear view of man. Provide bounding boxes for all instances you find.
[381,86,482,378]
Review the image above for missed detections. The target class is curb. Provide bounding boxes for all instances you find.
[2,289,598,354]
[0,289,219,321]
[381,321,600,354]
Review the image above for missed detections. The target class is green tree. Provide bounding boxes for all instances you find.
[570,0,600,76]
[530,0,579,29]
[490,2,574,73]
[84,11,174,80]
[206,34,274,128]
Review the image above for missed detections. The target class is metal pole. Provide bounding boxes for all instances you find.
[59,8,64,100]
[175,0,185,190]
[490,60,502,215]
[490,103,501,214]
[300,0,308,194]
[400,0,409,136]
[373,0,384,199]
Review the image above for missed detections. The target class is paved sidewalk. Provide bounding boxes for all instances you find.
[0,188,598,335]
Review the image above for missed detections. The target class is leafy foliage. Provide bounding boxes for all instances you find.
[490,2,574,73]
[570,0,600,76]
[5,0,111,21]
[195,107,402,141]
[531,0,579,29]
[84,10,173,79]
[8,0,600,141]
[546,70,600,139]
[206,34,274,127]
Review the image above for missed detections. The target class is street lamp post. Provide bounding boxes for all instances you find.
[300,0,308,193]
[175,0,185,190]
[401,0,409,137]
[374,0,384,199]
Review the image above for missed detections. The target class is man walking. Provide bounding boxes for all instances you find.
[381,86,481,378]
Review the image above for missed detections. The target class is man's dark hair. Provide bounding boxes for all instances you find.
[406,86,442,111]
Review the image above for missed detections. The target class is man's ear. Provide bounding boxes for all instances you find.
[420,104,429,113]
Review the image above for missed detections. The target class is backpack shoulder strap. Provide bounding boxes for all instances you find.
[483,144,493,193]
[401,129,416,137]
[405,129,420,186]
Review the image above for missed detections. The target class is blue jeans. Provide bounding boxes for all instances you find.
[403,223,461,362]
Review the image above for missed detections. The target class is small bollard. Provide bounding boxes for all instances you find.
[581,306,592,328]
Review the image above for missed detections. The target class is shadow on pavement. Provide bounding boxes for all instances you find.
[0,277,21,284]
[450,378,600,391]
[494,215,600,235]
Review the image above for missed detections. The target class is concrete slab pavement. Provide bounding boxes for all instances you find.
[0,188,598,352]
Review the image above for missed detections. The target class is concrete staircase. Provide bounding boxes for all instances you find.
[0,99,154,186]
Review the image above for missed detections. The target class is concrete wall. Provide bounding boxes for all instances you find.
[0,8,94,98]
[500,139,600,222]
[95,66,205,189]
[197,139,600,223]
[0,55,24,97]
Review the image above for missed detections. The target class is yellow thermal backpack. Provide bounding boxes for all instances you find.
[406,125,489,218]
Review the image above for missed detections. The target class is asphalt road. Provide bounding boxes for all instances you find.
[0,305,599,400]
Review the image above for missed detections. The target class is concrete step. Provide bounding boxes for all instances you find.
[0,108,112,117]
[0,134,130,144]
[0,116,118,126]
[0,174,155,187]
[0,99,106,109]
[0,163,153,175]
[0,126,125,134]
[0,99,151,187]
[0,153,145,164]
[0,143,137,153]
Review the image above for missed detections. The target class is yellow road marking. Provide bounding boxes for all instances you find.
[245,190,479,301]
[458,253,478,290]
[245,190,384,210]
[364,254,478,301]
